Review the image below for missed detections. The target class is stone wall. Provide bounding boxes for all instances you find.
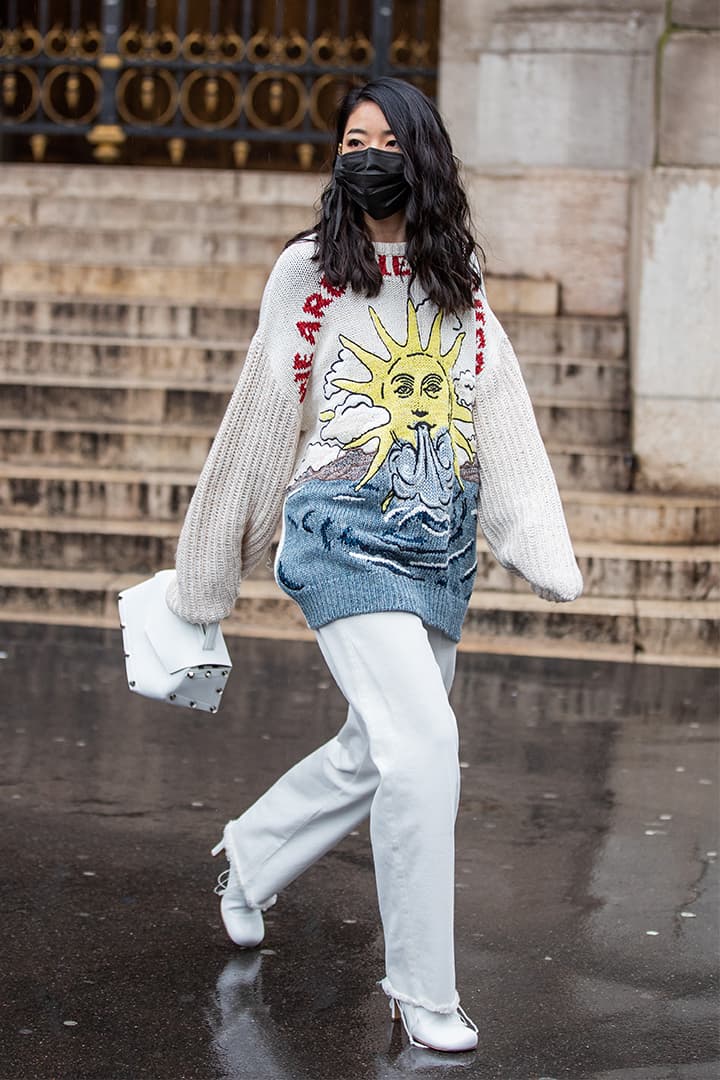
[631,3,720,492]
[439,0,719,493]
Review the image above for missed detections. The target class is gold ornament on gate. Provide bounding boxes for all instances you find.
[0,65,39,121]
[30,132,47,161]
[116,68,178,127]
[220,29,244,63]
[233,140,250,168]
[296,142,314,170]
[180,69,241,130]
[87,123,126,163]
[42,64,101,125]
[146,27,179,61]
[390,33,413,66]
[78,23,103,59]
[119,23,159,59]
[117,23,140,57]
[181,29,232,63]
[312,31,341,65]
[246,28,274,64]
[204,76,219,115]
[0,22,42,59]
[348,33,374,65]
[2,70,17,107]
[310,73,363,131]
[269,79,283,116]
[45,23,71,58]
[182,29,206,61]
[244,71,306,131]
[283,29,310,66]
[140,74,155,112]
[65,70,80,110]
[155,25,181,61]
[167,137,186,165]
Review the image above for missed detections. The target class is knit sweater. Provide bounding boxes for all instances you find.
[166,238,583,638]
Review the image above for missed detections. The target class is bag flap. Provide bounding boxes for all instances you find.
[139,571,232,674]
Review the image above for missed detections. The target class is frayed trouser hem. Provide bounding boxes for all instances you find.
[378,976,460,1015]
[212,822,278,913]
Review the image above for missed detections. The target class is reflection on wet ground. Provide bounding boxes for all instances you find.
[0,623,718,1080]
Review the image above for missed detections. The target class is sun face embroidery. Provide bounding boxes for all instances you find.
[320,299,474,505]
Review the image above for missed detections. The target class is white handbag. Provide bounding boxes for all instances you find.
[118,569,232,713]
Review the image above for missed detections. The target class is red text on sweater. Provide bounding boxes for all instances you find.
[377,254,411,278]
[293,275,345,401]
[473,297,486,375]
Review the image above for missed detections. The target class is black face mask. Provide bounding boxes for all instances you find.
[333,147,410,221]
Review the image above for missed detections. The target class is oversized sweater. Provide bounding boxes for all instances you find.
[166,238,583,639]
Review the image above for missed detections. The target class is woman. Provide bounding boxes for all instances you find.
[167,77,583,1053]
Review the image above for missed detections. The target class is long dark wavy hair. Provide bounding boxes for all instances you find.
[286,77,485,316]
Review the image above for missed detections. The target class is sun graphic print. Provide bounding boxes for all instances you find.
[319,299,474,512]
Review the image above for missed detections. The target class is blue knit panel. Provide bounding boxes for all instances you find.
[275,460,479,641]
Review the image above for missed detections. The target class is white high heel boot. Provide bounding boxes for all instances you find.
[211,833,265,948]
[390,998,479,1052]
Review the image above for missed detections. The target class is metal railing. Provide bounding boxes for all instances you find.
[0,0,438,168]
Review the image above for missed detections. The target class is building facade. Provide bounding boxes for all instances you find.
[2,0,716,491]
[440,0,719,494]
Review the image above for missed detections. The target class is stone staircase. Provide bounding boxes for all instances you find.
[1,164,718,666]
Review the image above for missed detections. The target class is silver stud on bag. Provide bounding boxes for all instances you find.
[189,701,196,708]
[169,693,176,701]
[129,680,136,687]
[186,671,195,678]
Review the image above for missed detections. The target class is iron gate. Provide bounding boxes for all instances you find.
[0,1,438,169]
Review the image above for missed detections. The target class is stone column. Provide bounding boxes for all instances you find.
[630,2,720,492]
[438,1,664,317]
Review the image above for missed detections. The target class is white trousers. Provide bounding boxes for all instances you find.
[222,610,462,1013]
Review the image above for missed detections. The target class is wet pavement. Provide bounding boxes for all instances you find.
[0,622,718,1080]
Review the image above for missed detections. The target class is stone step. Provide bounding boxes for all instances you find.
[0,334,247,383]
[560,489,720,545]
[0,162,323,206]
[500,312,626,361]
[570,541,720,601]
[0,262,270,305]
[523,356,628,403]
[0,569,716,667]
[0,335,628,402]
[0,296,626,360]
[461,592,720,667]
[2,193,314,235]
[0,376,629,445]
[0,380,230,427]
[0,418,214,470]
[0,419,632,488]
[0,258,629,339]
[0,225,290,267]
[0,511,716,602]
[0,295,260,342]
[536,400,628,445]
[0,464,715,542]
[0,464,198,522]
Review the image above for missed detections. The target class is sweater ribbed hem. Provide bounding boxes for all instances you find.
[285,571,470,643]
